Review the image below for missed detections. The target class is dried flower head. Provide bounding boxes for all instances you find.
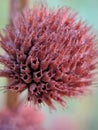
[0,106,44,130]
[0,4,97,109]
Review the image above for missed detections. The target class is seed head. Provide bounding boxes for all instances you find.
[0,4,97,109]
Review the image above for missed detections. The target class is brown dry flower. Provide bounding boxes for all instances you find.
[0,4,97,109]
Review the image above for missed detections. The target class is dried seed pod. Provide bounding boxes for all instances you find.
[0,4,97,109]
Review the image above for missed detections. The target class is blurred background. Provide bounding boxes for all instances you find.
[0,0,98,130]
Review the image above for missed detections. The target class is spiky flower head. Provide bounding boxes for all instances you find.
[0,105,44,130]
[0,4,97,109]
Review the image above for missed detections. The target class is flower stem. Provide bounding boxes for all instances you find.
[6,0,29,109]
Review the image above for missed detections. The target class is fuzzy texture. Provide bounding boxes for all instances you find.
[0,106,44,130]
[0,4,97,109]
